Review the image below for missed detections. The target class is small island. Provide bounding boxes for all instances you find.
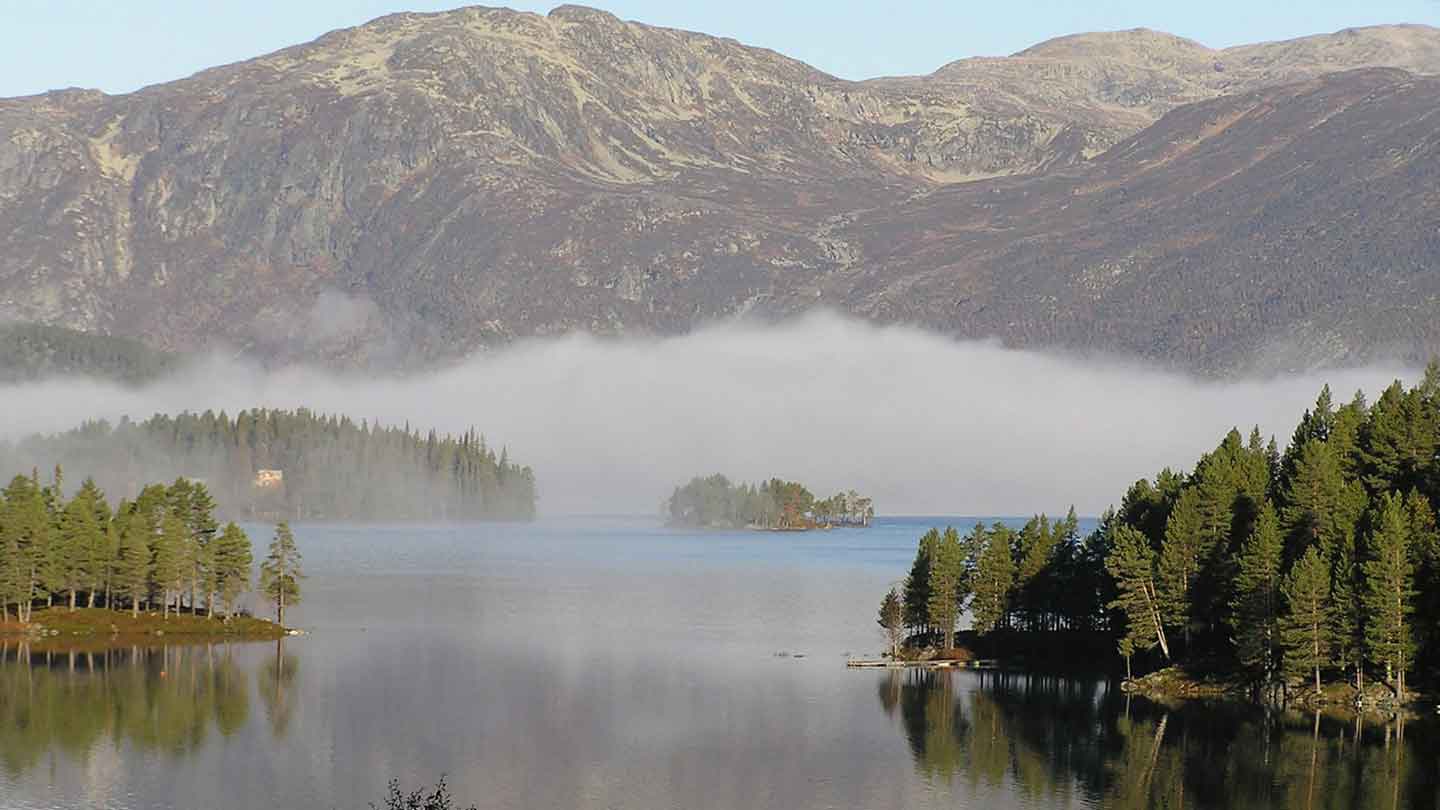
[664,474,873,530]
[1,471,304,647]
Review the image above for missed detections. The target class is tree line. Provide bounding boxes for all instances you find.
[665,474,874,530]
[0,408,536,522]
[0,470,303,624]
[0,322,180,385]
[880,368,1440,701]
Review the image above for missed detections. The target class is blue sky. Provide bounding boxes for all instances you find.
[4,0,1439,97]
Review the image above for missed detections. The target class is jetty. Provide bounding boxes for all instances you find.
[846,658,1000,670]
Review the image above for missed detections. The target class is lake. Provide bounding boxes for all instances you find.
[1,517,1435,809]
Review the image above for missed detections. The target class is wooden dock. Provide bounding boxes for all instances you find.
[846,658,1000,670]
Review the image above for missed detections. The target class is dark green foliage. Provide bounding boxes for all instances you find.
[877,369,1440,692]
[902,530,939,634]
[926,527,968,649]
[877,588,904,656]
[0,409,535,522]
[970,524,1015,635]
[259,522,303,626]
[1230,506,1283,682]
[1280,547,1332,692]
[212,523,255,617]
[1105,524,1169,662]
[0,323,180,385]
[664,474,871,530]
[1361,492,1417,699]
[0,474,253,620]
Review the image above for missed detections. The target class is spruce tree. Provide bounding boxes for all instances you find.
[259,521,303,626]
[1230,506,1283,683]
[1362,493,1417,701]
[1281,547,1332,693]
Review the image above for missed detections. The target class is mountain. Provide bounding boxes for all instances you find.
[0,6,1437,373]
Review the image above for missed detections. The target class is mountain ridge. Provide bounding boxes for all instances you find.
[2,6,1439,374]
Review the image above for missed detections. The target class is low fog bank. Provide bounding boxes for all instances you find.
[0,313,1414,516]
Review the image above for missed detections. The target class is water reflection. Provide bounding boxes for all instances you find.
[877,669,1439,809]
[0,640,272,777]
[258,638,300,738]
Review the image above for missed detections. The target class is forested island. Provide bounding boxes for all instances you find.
[0,409,536,522]
[665,474,873,530]
[0,471,303,642]
[879,369,1440,710]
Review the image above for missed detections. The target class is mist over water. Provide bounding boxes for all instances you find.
[0,312,1413,515]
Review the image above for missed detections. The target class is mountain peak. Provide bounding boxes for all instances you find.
[1014,28,1215,63]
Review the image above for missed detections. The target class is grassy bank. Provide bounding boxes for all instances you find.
[1,607,287,644]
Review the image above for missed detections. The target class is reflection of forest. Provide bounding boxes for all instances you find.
[876,670,1437,809]
[0,640,297,776]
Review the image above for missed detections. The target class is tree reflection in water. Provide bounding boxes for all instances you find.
[0,640,261,776]
[259,637,300,738]
[876,668,1438,809]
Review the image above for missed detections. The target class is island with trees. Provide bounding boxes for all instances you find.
[665,474,873,530]
[876,368,1440,712]
[0,408,536,522]
[0,470,302,643]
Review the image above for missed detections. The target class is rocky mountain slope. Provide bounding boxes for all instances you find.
[1,5,1437,372]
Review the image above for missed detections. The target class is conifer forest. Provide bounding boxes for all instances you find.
[0,409,537,522]
[883,369,1440,701]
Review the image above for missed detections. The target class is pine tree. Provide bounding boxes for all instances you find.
[970,525,1015,635]
[212,522,254,617]
[152,513,188,618]
[902,529,939,636]
[259,522,303,626]
[926,527,968,650]
[1279,439,1352,562]
[1157,489,1203,650]
[1281,547,1332,693]
[1230,506,1283,683]
[57,492,102,610]
[1329,534,1366,691]
[1362,493,1417,702]
[877,588,904,658]
[0,475,47,623]
[76,478,112,608]
[113,522,151,617]
[1105,524,1171,662]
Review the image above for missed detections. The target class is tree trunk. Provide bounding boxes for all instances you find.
[69,590,77,611]
[131,595,139,618]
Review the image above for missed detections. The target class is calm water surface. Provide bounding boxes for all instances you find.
[1,517,1435,810]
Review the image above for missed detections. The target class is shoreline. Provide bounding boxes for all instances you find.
[1122,666,1436,717]
[0,607,290,649]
